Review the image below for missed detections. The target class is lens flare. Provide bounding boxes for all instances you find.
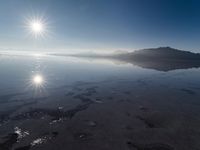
[28,19,46,38]
[31,21,43,33]
[24,14,50,39]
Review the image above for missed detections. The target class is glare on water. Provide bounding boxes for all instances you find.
[33,74,43,85]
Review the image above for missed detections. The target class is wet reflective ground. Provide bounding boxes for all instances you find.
[0,54,200,150]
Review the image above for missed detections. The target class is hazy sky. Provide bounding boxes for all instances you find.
[0,0,200,53]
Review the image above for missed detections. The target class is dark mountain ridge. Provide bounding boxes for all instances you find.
[113,47,200,71]
[115,47,200,61]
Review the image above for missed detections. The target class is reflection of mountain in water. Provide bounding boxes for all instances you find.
[113,47,200,71]
[60,47,200,71]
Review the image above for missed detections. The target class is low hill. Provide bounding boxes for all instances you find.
[112,47,200,71]
[116,47,200,61]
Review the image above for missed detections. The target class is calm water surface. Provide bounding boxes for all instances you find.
[0,54,200,150]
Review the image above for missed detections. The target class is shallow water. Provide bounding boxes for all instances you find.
[0,54,200,150]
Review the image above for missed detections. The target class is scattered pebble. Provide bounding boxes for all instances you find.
[74,132,92,140]
[31,137,47,146]
[58,106,63,110]
[49,118,63,125]
[94,98,103,103]
[85,120,97,127]
[139,106,148,111]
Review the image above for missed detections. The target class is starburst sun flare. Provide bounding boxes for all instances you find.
[31,21,44,33]
[24,15,49,39]
[28,19,46,38]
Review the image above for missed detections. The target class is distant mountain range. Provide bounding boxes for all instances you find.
[115,47,200,71]
[114,47,200,60]
[54,47,200,71]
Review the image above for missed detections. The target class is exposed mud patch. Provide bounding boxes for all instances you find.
[15,145,31,150]
[12,102,91,121]
[0,133,18,150]
[136,116,157,128]
[180,88,196,95]
[127,141,174,150]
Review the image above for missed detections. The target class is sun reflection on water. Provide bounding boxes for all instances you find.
[33,74,43,85]
[27,73,48,97]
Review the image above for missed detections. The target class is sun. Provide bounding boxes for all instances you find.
[28,19,46,38]
[24,14,49,39]
[31,21,43,33]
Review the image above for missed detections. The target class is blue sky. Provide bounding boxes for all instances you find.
[0,0,200,52]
